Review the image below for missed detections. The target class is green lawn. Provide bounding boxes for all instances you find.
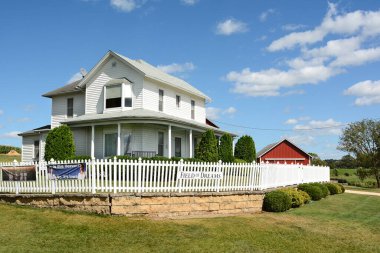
[0,193,379,252]
[0,154,21,163]
[331,168,377,188]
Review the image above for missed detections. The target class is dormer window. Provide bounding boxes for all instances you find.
[104,80,133,111]
[105,84,122,109]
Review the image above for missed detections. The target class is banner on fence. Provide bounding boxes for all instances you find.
[178,171,223,180]
[1,166,36,181]
[47,163,86,180]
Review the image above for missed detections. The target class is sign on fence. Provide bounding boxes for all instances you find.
[178,171,223,179]
[1,166,36,181]
[47,163,86,180]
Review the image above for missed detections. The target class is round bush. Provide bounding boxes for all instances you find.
[324,183,340,195]
[297,184,323,201]
[263,191,292,212]
[338,183,345,193]
[298,190,311,204]
[281,188,305,208]
[309,183,330,198]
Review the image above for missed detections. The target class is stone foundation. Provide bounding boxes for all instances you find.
[0,191,264,218]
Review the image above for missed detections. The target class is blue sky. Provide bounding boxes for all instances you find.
[1,0,380,159]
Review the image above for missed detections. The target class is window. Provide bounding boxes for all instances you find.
[104,133,117,157]
[67,98,73,118]
[175,137,181,157]
[105,85,122,109]
[176,95,181,108]
[34,140,39,160]
[158,132,164,156]
[191,100,195,119]
[124,84,132,108]
[159,89,164,111]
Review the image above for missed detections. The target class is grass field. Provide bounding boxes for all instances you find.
[331,168,377,188]
[0,154,21,163]
[0,193,379,253]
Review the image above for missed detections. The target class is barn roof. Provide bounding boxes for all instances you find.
[256,139,312,158]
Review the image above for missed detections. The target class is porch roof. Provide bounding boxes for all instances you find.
[63,109,237,137]
[18,125,51,136]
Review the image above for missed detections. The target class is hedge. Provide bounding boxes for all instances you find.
[297,184,323,201]
[280,188,308,208]
[195,130,219,162]
[263,190,292,212]
[324,183,341,195]
[309,183,330,198]
[219,134,234,163]
[44,125,75,161]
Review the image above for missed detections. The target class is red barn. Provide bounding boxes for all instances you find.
[256,139,312,165]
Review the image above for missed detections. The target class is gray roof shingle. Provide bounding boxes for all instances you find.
[42,79,83,98]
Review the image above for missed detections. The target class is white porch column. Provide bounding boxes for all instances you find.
[91,125,95,159]
[189,129,193,158]
[168,125,172,159]
[117,123,121,156]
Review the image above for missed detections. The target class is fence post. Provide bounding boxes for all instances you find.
[249,161,255,191]
[113,157,117,194]
[217,160,222,192]
[138,157,142,193]
[91,158,96,194]
[176,159,183,193]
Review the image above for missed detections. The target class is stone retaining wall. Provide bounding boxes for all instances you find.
[0,191,264,218]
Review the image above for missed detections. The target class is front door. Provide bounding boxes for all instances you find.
[175,137,181,157]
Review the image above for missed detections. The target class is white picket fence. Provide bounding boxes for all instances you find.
[0,158,330,194]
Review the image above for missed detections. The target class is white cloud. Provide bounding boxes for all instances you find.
[282,24,307,31]
[0,109,3,116]
[0,131,21,139]
[293,118,342,136]
[285,135,315,146]
[285,118,298,125]
[259,9,275,22]
[225,3,380,97]
[181,0,199,6]
[206,106,237,120]
[216,19,248,36]
[344,80,380,106]
[157,62,195,74]
[110,0,145,12]
[67,72,83,84]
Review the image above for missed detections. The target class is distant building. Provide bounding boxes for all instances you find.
[256,139,312,165]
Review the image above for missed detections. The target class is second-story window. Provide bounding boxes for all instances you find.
[191,100,195,119]
[176,95,181,108]
[106,84,122,109]
[124,84,132,108]
[67,98,73,118]
[159,89,164,111]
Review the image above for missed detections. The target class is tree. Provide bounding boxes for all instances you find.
[339,154,357,169]
[339,119,380,188]
[219,134,234,163]
[234,135,256,163]
[309,153,327,166]
[44,125,75,161]
[195,130,219,162]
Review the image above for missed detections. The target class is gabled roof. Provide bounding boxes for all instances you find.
[42,79,83,98]
[18,125,51,136]
[256,138,312,158]
[76,51,211,102]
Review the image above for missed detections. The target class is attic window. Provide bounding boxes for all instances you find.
[112,61,117,67]
[105,85,122,108]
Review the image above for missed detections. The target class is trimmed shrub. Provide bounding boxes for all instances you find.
[298,190,311,204]
[338,183,345,193]
[234,135,256,163]
[280,188,305,208]
[309,183,330,198]
[44,125,75,161]
[69,155,92,161]
[219,134,234,163]
[324,183,341,195]
[195,130,219,162]
[297,184,323,201]
[234,158,247,163]
[263,190,292,212]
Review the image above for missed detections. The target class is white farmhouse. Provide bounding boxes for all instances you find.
[19,51,234,162]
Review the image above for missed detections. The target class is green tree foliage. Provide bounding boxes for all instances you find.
[0,145,21,154]
[339,119,380,188]
[218,134,234,163]
[234,135,256,162]
[44,125,75,161]
[195,130,219,162]
[309,153,327,166]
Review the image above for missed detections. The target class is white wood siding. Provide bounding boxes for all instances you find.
[142,79,206,124]
[85,57,144,114]
[72,128,88,156]
[51,93,85,128]
[22,136,35,162]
